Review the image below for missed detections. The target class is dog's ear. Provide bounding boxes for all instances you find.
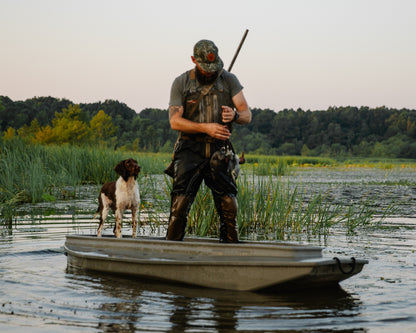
[114,160,125,175]
[114,160,129,181]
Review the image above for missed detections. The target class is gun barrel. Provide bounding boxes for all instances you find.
[228,29,249,72]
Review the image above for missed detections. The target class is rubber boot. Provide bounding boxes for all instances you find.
[215,195,239,243]
[166,195,193,241]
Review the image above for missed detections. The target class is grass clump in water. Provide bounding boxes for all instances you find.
[0,139,170,223]
[0,139,399,236]
[184,172,396,240]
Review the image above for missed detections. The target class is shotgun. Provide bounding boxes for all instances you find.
[228,29,249,72]
[223,29,249,130]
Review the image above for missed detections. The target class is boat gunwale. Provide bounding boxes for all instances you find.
[64,245,368,267]
[65,234,323,251]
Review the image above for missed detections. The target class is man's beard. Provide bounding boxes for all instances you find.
[195,67,219,85]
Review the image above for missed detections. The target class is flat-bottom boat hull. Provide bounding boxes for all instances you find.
[64,235,367,291]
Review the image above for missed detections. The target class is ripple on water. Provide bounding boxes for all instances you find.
[1,173,416,332]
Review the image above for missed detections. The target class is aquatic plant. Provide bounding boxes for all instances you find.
[0,139,169,222]
[0,139,400,237]
[245,155,337,167]
[340,194,398,234]
[184,172,396,240]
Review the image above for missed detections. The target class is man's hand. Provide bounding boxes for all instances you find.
[205,123,231,140]
[170,105,231,140]
[222,106,236,124]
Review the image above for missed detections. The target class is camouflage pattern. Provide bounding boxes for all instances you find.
[193,40,224,73]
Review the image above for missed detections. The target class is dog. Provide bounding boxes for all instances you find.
[95,158,141,238]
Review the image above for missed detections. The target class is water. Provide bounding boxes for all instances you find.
[1,168,416,332]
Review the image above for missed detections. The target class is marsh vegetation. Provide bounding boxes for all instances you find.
[1,140,410,239]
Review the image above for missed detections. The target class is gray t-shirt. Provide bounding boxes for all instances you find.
[169,69,243,107]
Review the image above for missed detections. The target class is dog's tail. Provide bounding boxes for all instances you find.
[93,207,99,219]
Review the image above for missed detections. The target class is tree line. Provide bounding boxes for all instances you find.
[1,96,416,158]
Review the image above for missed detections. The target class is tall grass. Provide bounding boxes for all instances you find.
[185,173,395,240]
[1,139,398,238]
[245,155,337,167]
[0,139,169,222]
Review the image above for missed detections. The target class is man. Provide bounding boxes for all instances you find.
[166,39,251,243]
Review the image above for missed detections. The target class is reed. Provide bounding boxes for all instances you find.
[137,174,171,232]
[184,172,394,240]
[245,155,337,167]
[340,194,398,233]
[0,140,398,237]
[0,139,170,222]
[234,174,343,238]
[245,159,288,176]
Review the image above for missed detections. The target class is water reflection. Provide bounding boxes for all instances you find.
[3,167,416,332]
[67,268,363,332]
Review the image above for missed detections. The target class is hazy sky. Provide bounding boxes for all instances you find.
[1,0,415,113]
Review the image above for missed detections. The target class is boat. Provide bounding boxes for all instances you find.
[64,234,368,291]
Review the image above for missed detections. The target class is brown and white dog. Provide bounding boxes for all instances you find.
[95,158,141,238]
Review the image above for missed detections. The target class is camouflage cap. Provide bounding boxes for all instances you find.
[193,40,224,73]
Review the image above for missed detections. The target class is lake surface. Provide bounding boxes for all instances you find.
[1,168,416,332]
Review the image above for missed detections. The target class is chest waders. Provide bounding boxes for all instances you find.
[166,70,239,243]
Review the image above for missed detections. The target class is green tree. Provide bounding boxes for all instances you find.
[17,119,41,142]
[301,144,310,156]
[3,127,16,141]
[35,125,56,144]
[52,104,90,145]
[90,110,117,141]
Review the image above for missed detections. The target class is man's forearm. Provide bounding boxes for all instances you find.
[232,91,252,125]
[171,116,208,134]
[169,105,201,133]
[235,107,251,125]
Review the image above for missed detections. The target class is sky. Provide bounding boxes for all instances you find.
[1,0,415,113]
